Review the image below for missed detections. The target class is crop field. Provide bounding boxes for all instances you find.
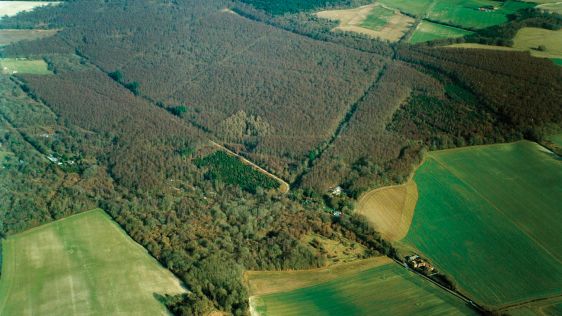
[0,209,186,315]
[316,4,414,42]
[409,21,473,44]
[355,180,418,241]
[401,141,562,309]
[1,58,52,75]
[248,258,475,316]
[0,29,58,46]
[378,0,534,29]
[0,1,59,17]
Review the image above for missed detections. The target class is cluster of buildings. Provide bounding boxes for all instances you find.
[405,254,435,273]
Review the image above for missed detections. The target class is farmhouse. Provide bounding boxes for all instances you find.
[478,5,497,12]
[405,254,435,272]
[329,185,343,196]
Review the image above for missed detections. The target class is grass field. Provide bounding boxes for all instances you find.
[360,6,395,30]
[0,1,59,17]
[249,258,476,316]
[531,0,562,14]
[513,27,562,59]
[1,58,52,75]
[447,27,562,60]
[378,0,534,29]
[0,29,58,46]
[410,21,473,44]
[316,4,414,42]
[0,209,185,315]
[401,141,562,309]
[355,180,418,241]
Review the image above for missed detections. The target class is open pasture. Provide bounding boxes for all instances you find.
[447,27,562,60]
[356,180,418,241]
[0,1,59,18]
[0,29,58,46]
[401,141,562,309]
[0,209,185,315]
[249,258,475,316]
[1,58,52,75]
[529,0,562,14]
[409,21,472,43]
[316,4,414,42]
[378,0,533,29]
[512,27,562,59]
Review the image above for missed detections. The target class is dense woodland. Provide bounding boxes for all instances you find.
[1,0,562,315]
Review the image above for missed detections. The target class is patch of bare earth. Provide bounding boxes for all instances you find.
[355,180,418,241]
[316,4,414,42]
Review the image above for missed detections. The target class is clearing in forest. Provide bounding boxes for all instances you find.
[301,233,368,265]
[315,4,414,42]
[409,21,472,43]
[0,29,58,46]
[355,180,418,241]
[401,141,562,309]
[247,257,475,316]
[447,27,562,62]
[0,1,59,17]
[378,0,534,29]
[0,58,51,75]
[528,0,562,14]
[0,209,186,315]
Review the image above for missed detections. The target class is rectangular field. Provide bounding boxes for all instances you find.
[248,258,475,315]
[410,21,473,43]
[1,58,52,75]
[378,0,534,29]
[0,209,185,315]
[0,29,58,46]
[402,141,562,309]
[316,4,414,42]
[0,1,59,17]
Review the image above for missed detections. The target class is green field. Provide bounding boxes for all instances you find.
[378,0,533,29]
[252,261,475,315]
[513,27,562,59]
[410,21,473,43]
[401,141,562,308]
[1,58,52,75]
[0,209,185,315]
[360,6,395,31]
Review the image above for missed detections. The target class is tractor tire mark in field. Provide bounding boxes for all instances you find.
[210,140,290,193]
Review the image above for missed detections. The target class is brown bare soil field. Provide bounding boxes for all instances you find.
[355,180,418,241]
[316,4,414,42]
